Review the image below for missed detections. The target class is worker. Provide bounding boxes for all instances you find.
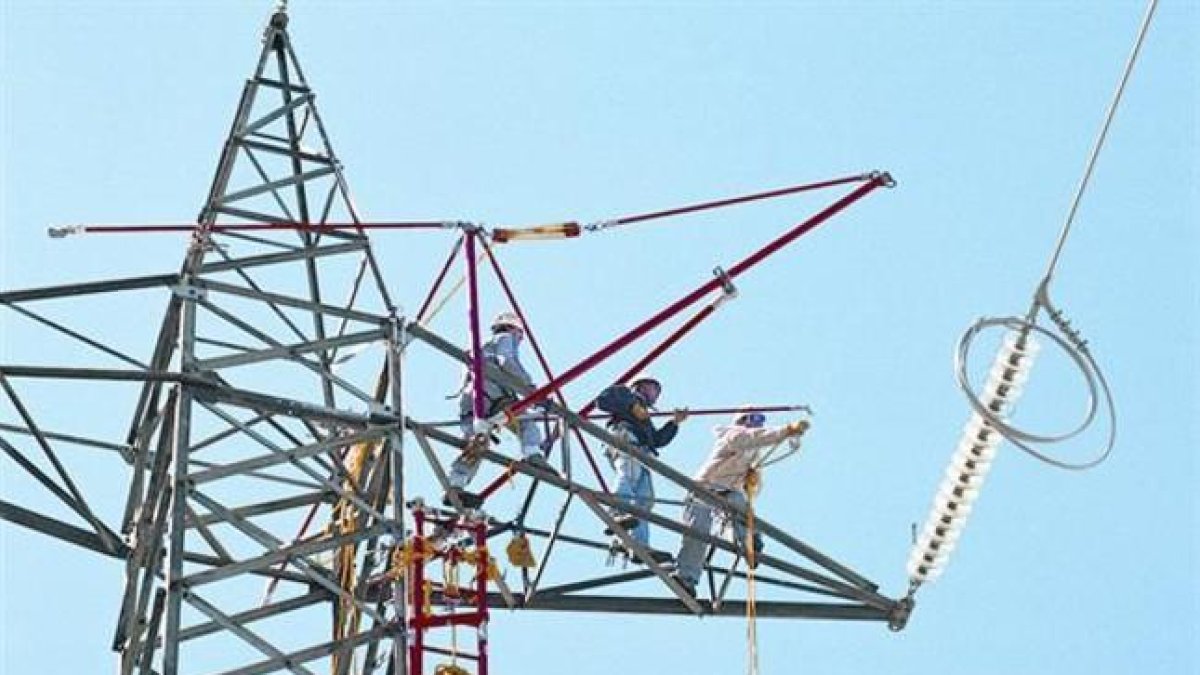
[445,311,547,509]
[597,374,689,561]
[670,408,809,596]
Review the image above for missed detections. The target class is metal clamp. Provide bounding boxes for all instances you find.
[712,266,738,299]
[171,284,208,301]
[869,170,897,188]
[452,221,486,235]
[47,225,84,239]
[887,594,915,632]
[583,219,618,233]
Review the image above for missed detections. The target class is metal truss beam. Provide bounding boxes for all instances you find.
[0,498,129,558]
[476,593,890,621]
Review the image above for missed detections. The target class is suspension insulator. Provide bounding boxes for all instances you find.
[907,330,1039,584]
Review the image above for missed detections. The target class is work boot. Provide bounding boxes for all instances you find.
[602,514,640,536]
[628,548,674,566]
[522,452,555,474]
[442,489,483,510]
[670,573,698,599]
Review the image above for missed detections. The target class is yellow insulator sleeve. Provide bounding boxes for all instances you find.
[492,222,581,243]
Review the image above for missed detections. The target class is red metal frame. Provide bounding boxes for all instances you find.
[578,298,722,420]
[408,507,490,675]
[509,175,889,417]
[57,221,448,234]
[520,296,728,472]
[465,231,487,421]
[615,404,809,419]
[415,235,465,324]
[474,239,611,496]
[607,173,872,229]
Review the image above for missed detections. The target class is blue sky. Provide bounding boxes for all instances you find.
[1,2,1196,674]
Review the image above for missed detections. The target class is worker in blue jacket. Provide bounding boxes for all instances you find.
[599,374,689,560]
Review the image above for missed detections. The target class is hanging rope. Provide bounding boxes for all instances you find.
[744,467,762,675]
[423,246,488,328]
[331,439,379,675]
[740,428,805,675]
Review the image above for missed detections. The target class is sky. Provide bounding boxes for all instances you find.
[1,1,1197,674]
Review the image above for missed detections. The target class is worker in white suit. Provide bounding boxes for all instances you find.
[671,408,809,596]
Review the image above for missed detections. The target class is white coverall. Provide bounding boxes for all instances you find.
[674,424,795,585]
[448,331,544,489]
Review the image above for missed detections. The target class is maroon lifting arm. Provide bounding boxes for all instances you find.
[414,235,465,325]
[595,173,875,231]
[465,231,487,421]
[476,238,612,493]
[578,294,728,419]
[48,221,451,237]
[507,173,892,418]
[490,174,876,243]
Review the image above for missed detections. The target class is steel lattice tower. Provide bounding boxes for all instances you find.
[0,8,910,675]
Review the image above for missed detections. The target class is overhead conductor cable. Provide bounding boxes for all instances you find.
[907,0,1156,591]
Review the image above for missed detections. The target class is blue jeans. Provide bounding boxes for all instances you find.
[675,489,751,585]
[612,453,654,546]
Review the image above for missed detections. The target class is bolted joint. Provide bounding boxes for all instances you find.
[449,220,485,235]
[171,284,208,301]
[869,170,897,188]
[887,595,915,632]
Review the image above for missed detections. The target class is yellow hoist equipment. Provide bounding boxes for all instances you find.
[462,546,502,582]
[390,536,437,578]
[331,439,382,675]
[506,531,537,568]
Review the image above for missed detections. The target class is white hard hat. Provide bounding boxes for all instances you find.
[629,373,661,390]
[732,405,766,427]
[491,311,523,332]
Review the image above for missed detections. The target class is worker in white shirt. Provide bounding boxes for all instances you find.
[671,408,809,596]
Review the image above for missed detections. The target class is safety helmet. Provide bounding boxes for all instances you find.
[491,311,524,333]
[629,374,663,406]
[629,373,661,390]
[732,405,766,428]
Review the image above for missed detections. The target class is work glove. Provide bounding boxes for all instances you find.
[785,419,810,436]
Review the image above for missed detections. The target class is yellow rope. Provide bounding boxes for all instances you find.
[444,556,461,598]
[744,468,761,675]
[462,546,501,581]
[331,439,379,675]
[384,536,437,584]
[504,459,520,490]
[421,248,488,328]
[739,422,805,675]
